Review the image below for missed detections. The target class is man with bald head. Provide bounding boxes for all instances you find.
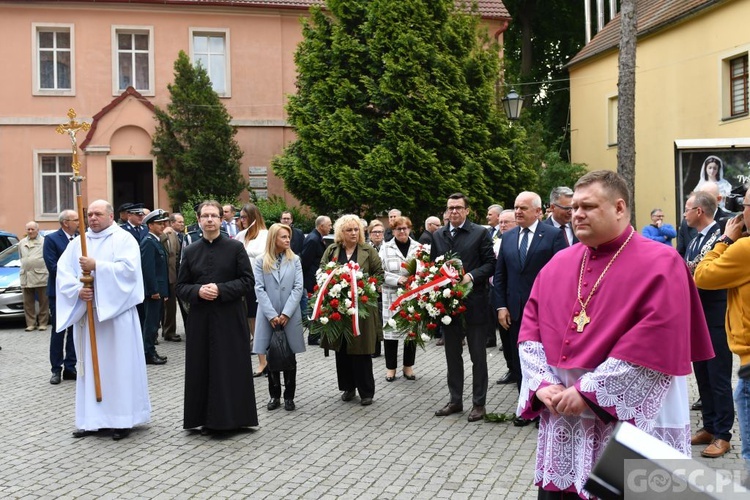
[19,221,49,332]
[56,200,151,440]
[493,191,566,423]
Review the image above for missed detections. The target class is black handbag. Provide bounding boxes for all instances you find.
[267,325,296,372]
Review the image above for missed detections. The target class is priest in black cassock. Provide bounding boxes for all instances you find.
[177,200,258,435]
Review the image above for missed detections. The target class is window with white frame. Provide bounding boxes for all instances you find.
[190,29,230,96]
[113,26,154,94]
[40,155,74,215]
[32,24,74,95]
[730,54,748,117]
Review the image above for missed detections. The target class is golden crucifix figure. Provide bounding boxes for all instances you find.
[56,109,102,403]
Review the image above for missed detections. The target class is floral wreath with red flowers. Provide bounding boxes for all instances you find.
[305,260,380,345]
[385,248,472,348]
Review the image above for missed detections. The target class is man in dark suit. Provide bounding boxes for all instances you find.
[418,216,441,245]
[221,204,238,237]
[494,191,567,425]
[431,193,496,422]
[684,191,734,458]
[160,212,184,342]
[281,211,305,255]
[300,215,332,345]
[678,181,731,257]
[43,209,79,385]
[140,209,170,365]
[120,203,148,243]
[544,186,578,246]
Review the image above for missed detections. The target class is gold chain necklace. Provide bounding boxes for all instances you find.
[573,228,635,332]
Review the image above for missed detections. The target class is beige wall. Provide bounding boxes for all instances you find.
[569,0,750,230]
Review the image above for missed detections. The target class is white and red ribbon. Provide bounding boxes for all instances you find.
[389,262,459,311]
[309,261,362,337]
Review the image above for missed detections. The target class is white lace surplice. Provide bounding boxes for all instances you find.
[517,341,690,498]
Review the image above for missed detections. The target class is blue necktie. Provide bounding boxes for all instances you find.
[688,233,704,261]
[519,228,529,267]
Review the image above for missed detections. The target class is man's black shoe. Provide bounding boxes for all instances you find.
[691,398,703,411]
[72,429,96,438]
[341,390,356,402]
[284,399,296,411]
[50,373,62,385]
[267,398,281,410]
[513,416,535,427]
[496,371,516,385]
[62,370,77,381]
[155,352,168,361]
[145,355,167,365]
[112,428,131,441]
[308,336,320,346]
[164,335,182,342]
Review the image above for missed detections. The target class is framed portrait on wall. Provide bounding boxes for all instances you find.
[675,138,750,212]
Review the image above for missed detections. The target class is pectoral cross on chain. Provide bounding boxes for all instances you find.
[573,309,590,333]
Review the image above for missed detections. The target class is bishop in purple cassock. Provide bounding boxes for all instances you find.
[516,171,714,499]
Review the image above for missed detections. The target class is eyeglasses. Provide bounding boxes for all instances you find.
[552,203,573,212]
[446,206,465,212]
[395,227,410,232]
[64,218,79,222]
[199,214,221,219]
[239,215,248,220]
[682,207,699,214]
[370,230,384,234]
[743,203,750,208]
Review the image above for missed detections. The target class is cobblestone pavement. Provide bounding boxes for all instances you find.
[0,318,744,499]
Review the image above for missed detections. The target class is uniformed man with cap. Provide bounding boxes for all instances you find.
[120,203,148,243]
[116,203,133,225]
[141,209,170,365]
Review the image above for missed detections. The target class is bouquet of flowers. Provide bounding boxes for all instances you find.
[306,261,380,345]
[385,248,472,347]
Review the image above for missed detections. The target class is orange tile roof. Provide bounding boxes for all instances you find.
[46,0,510,20]
[568,0,729,67]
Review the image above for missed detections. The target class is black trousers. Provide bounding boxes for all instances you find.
[537,488,580,500]
[444,321,488,406]
[384,339,416,370]
[335,340,375,398]
[694,324,735,441]
[508,318,523,391]
[268,368,297,400]
[142,298,162,357]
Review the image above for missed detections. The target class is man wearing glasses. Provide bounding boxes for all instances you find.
[177,200,258,435]
[431,193,496,422]
[544,186,577,246]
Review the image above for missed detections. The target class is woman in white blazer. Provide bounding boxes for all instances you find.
[379,216,421,382]
[253,223,305,411]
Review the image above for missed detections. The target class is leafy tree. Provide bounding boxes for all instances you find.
[152,51,246,211]
[536,150,588,202]
[273,0,536,224]
[501,0,585,159]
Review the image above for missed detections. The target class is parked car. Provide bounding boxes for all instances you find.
[0,230,19,252]
[0,243,24,320]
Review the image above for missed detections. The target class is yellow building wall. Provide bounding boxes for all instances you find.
[570,0,750,230]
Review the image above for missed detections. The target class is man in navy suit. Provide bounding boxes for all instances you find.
[281,211,305,255]
[120,203,148,243]
[140,209,170,365]
[431,193,496,422]
[684,191,734,458]
[494,191,567,425]
[300,215,332,345]
[43,209,79,385]
[544,186,578,246]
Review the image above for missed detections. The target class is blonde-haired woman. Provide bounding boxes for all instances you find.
[320,214,384,406]
[235,203,268,376]
[253,224,304,411]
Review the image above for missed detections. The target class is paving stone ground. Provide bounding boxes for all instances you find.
[0,317,744,498]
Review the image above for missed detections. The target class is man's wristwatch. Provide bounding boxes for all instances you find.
[717,235,735,246]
